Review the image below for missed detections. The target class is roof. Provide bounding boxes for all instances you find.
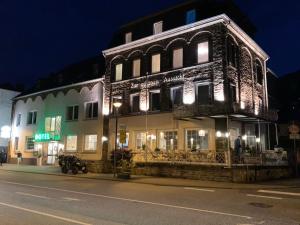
[19,55,105,97]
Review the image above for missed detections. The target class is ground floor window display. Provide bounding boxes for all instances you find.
[84,134,97,151]
[158,131,178,151]
[66,135,77,151]
[186,129,208,151]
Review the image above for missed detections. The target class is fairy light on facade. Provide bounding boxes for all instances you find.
[183,80,195,104]
[140,89,149,111]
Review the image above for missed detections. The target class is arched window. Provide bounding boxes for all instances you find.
[255,59,263,85]
[227,37,238,68]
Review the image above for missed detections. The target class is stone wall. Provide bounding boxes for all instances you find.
[132,162,292,183]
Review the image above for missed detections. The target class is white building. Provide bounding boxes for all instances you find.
[9,78,105,172]
[0,88,20,156]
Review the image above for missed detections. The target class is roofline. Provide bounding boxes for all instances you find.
[14,77,104,100]
[267,68,279,78]
[103,14,269,60]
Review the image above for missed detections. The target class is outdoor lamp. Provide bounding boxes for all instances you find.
[113,102,122,108]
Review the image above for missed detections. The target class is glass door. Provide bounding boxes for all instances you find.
[47,142,58,164]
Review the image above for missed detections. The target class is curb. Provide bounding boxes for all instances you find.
[0,168,298,190]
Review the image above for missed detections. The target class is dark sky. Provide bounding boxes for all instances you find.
[0,0,299,87]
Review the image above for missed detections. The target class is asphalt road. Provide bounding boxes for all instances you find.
[0,170,299,225]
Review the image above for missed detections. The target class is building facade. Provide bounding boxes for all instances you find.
[103,4,279,167]
[0,88,20,160]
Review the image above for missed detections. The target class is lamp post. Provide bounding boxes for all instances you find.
[113,101,122,177]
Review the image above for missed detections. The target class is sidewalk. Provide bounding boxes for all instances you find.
[0,163,299,190]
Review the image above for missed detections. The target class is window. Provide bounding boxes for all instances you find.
[85,134,97,151]
[256,60,263,85]
[125,32,132,43]
[15,137,19,151]
[153,21,163,34]
[85,102,98,119]
[197,41,209,63]
[136,132,147,150]
[131,94,140,113]
[230,85,237,103]
[151,53,160,73]
[159,131,178,151]
[186,9,196,24]
[133,59,141,77]
[186,129,208,150]
[227,39,237,67]
[117,132,129,148]
[26,136,34,150]
[150,90,160,111]
[173,48,183,68]
[66,105,79,121]
[16,114,21,126]
[45,116,62,133]
[197,84,211,105]
[66,135,77,151]
[27,111,37,125]
[115,63,123,81]
[171,86,183,106]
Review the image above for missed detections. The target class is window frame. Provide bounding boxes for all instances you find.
[65,135,77,152]
[66,105,79,121]
[16,113,21,126]
[84,134,98,151]
[132,58,141,77]
[85,101,98,119]
[151,53,161,74]
[171,86,183,106]
[115,63,123,81]
[27,111,37,125]
[158,130,178,151]
[197,41,209,64]
[25,136,35,151]
[172,47,183,69]
[185,128,209,151]
[195,82,212,105]
[130,93,140,113]
[149,89,161,111]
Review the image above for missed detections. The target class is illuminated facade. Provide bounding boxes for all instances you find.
[103,4,278,165]
[9,78,105,171]
[0,88,20,156]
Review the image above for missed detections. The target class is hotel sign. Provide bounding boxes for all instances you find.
[34,133,61,142]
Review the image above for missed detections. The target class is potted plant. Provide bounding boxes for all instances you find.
[110,149,133,179]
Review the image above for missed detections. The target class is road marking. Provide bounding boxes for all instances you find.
[63,197,80,201]
[258,190,300,197]
[184,187,215,192]
[246,194,282,200]
[2,181,252,219]
[16,192,51,200]
[0,202,91,225]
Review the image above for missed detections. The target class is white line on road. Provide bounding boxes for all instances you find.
[2,181,252,220]
[63,197,80,201]
[246,194,283,200]
[0,202,91,225]
[184,187,215,192]
[258,190,300,197]
[16,192,51,200]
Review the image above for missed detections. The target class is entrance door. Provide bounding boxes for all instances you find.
[47,142,58,164]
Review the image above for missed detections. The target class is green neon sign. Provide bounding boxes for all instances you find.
[34,133,61,142]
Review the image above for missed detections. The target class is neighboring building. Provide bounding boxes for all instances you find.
[102,0,282,178]
[9,57,106,172]
[0,88,20,160]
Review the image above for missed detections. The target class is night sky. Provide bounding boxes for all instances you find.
[0,0,299,88]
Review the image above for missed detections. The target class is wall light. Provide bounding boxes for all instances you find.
[216,131,222,138]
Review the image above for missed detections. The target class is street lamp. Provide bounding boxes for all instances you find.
[113,101,122,177]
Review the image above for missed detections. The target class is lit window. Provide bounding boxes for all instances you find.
[26,136,34,150]
[136,132,147,150]
[133,59,141,77]
[130,94,140,113]
[186,129,208,150]
[85,102,98,119]
[171,86,183,106]
[186,9,196,24]
[197,41,209,64]
[45,116,62,133]
[153,21,163,34]
[66,135,77,151]
[66,105,79,121]
[115,63,123,81]
[173,48,183,68]
[151,53,161,73]
[150,90,160,111]
[16,114,21,126]
[197,84,211,105]
[125,32,132,43]
[117,132,129,148]
[27,111,37,125]
[85,134,97,151]
[159,131,178,151]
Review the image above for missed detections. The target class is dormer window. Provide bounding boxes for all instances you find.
[125,32,132,43]
[153,21,163,34]
[186,9,196,24]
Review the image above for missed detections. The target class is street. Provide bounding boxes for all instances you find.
[0,170,299,225]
